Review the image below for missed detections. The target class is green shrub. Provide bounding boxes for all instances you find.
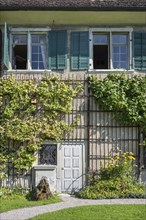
[0,187,29,199]
[77,151,145,199]
[100,151,136,181]
[77,177,145,199]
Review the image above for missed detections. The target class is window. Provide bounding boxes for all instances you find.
[10,29,67,71]
[13,35,27,69]
[38,144,57,165]
[90,28,132,70]
[11,31,47,70]
[112,34,128,69]
[31,35,47,69]
[93,34,109,69]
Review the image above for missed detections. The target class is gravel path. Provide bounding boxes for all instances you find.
[1,194,146,220]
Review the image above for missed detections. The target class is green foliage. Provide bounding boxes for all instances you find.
[99,151,136,181]
[0,75,82,179]
[89,73,146,132]
[77,178,145,199]
[77,152,145,199]
[0,187,28,199]
[0,187,61,212]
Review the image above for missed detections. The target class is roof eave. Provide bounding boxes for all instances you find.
[0,6,146,11]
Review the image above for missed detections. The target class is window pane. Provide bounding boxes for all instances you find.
[32,35,46,44]
[121,62,126,69]
[113,35,127,44]
[40,35,46,44]
[39,54,43,61]
[13,35,27,44]
[32,54,38,61]
[32,35,39,43]
[120,46,126,53]
[121,35,127,44]
[93,35,108,44]
[31,34,47,69]
[32,46,38,53]
[113,46,119,53]
[120,54,127,61]
[112,34,128,69]
[114,62,127,69]
[113,62,119,69]
[32,62,38,69]
[113,35,120,44]
[113,54,119,61]
[39,62,44,69]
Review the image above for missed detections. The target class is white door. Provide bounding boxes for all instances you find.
[61,144,83,192]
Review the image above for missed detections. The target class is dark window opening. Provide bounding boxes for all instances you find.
[13,45,27,69]
[39,144,57,165]
[93,45,108,69]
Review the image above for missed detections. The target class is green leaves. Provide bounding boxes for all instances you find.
[0,75,82,179]
[89,73,146,132]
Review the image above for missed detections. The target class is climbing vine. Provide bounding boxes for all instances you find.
[89,73,146,143]
[0,75,82,180]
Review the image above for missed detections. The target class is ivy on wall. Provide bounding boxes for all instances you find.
[0,75,82,180]
[89,73,146,144]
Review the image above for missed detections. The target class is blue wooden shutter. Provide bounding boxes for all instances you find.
[4,23,9,69]
[57,31,67,70]
[71,32,79,70]
[133,32,146,70]
[48,31,57,70]
[142,33,146,70]
[49,30,67,70]
[71,32,89,71]
[79,32,89,70]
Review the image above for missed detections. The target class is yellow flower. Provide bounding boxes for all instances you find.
[110,164,114,167]
[129,152,134,155]
[127,155,135,160]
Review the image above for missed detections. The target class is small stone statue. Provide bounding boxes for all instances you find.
[36,176,52,200]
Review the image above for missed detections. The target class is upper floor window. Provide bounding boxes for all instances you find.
[11,32,47,70]
[31,35,47,69]
[89,28,132,71]
[92,33,128,70]
[9,29,67,71]
[112,34,128,69]
[13,34,27,69]
[93,34,109,69]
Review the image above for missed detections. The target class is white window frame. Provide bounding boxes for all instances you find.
[89,27,133,72]
[9,28,50,71]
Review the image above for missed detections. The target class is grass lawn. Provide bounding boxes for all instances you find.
[29,205,146,220]
[0,195,61,213]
